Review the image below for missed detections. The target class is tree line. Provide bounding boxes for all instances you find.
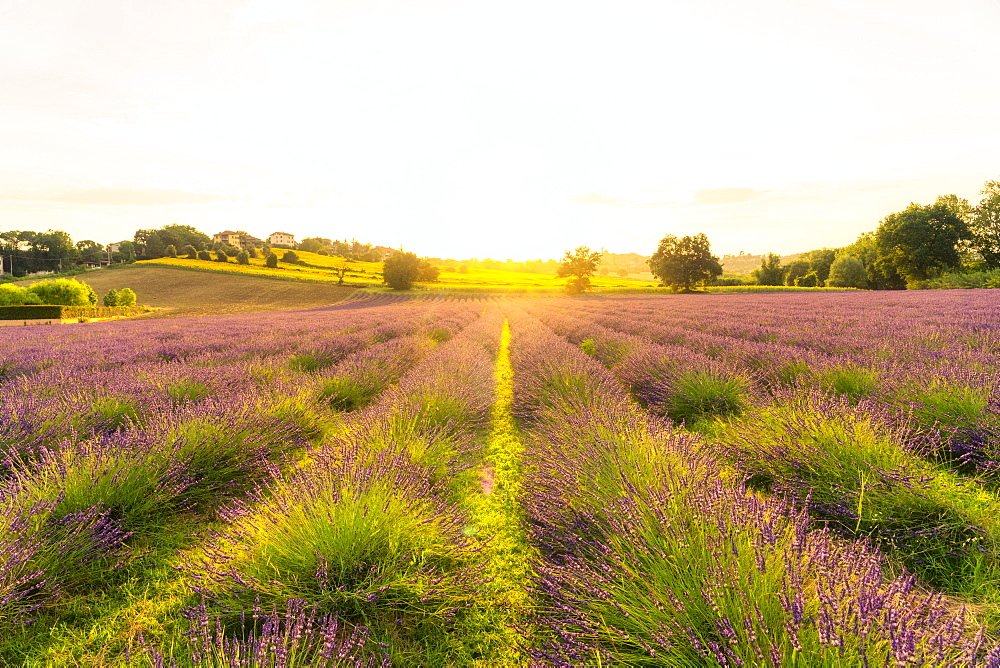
[0,224,391,278]
[752,179,1000,289]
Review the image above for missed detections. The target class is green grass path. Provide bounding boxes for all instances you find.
[462,319,535,665]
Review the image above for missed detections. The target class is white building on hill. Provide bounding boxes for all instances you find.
[268,231,296,247]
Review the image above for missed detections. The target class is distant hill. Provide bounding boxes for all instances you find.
[720,252,804,275]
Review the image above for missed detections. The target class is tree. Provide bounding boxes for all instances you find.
[826,255,868,288]
[794,272,819,287]
[647,235,721,292]
[281,251,300,263]
[248,247,259,259]
[76,240,105,264]
[116,241,137,263]
[616,268,629,277]
[298,237,331,254]
[971,181,1000,269]
[265,253,278,269]
[807,249,837,285]
[134,229,166,259]
[164,244,178,258]
[751,252,784,286]
[558,246,602,294]
[215,249,229,262]
[783,258,811,286]
[418,259,440,282]
[103,289,119,307]
[874,201,970,282]
[842,232,905,290]
[155,224,211,254]
[236,250,250,264]
[116,288,137,307]
[181,244,197,259]
[32,230,79,271]
[198,250,212,261]
[382,251,422,290]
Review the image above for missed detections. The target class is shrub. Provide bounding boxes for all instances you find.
[215,249,229,263]
[0,284,42,306]
[287,352,335,373]
[718,399,1000,594]
[181,244,197,259]
[660,369,749,425]
[818,365,879,401]
[248,246,259,259]
[116,288,137,307]
[265,253,278,269]
[164,244,177,258]
[26,278,95,306]
[794,271,819,287]
[198,250,212,261]
[188,452,477,659]
[282,251,299,263]
[103,289,119,307]
[318,377,378,412]
[236,250,250,264]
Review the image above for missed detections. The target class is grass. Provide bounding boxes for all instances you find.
[716,398,1000,619]
[187,453,477,665]
[660,369,750,427]
[459,320,534,665]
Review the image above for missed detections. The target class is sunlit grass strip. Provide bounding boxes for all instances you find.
[137,259,378,286]
[464,319,534,663]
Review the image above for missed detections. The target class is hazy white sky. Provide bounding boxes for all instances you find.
[2,0,998,259]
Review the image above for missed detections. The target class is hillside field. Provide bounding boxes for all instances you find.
[137,250,655,291]
[2,289,1000,665]
[16,265,356,318]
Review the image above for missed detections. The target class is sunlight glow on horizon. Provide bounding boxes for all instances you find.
[2,0,999,260]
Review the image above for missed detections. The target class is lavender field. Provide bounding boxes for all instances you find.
[3,290,1000,666]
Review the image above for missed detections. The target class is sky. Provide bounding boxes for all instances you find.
[2,0,999,260]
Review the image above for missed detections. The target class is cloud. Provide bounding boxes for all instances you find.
[690,187,769,206]
[1,188,227,206]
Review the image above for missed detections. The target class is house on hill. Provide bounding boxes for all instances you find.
[268,231,296,247]
[213,230,243,247]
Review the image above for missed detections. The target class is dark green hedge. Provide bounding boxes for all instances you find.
[0,305,146,320]
[0,305,63,320]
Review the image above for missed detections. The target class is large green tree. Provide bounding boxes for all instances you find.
[841,232,905,290]
[156,224,211,255]
[782,257,810,286]
[382,250,423,290]
[647,233,722,292]
[826,255,867,288]
[751,252,784,286]
[874,202,970,283]
[807,248,836,285]
[557,246,603,294]
[76,240,105,264]
[971,180,1000,268]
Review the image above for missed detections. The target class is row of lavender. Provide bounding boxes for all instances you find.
[0,296,504,664]
[502,300,997,665]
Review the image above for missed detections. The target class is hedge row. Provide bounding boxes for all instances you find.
[0,305,147,320]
